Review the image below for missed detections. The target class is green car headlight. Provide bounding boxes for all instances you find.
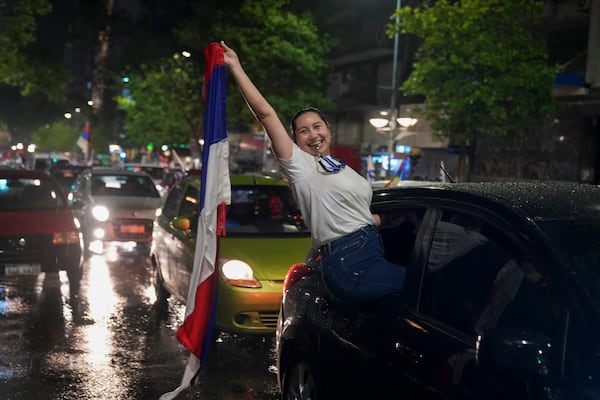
[221,259,261,288]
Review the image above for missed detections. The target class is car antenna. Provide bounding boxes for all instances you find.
[439,161,455,183]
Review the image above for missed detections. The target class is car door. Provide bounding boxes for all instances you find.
[390,206,567,399]
[154,182,186,290]
[171,183,199,302]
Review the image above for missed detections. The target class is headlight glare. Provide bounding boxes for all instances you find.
[221,260,261,288]
[92,205,109,221]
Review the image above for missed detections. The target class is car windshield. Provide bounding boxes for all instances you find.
[226,186,309,235]
[179,184,309,236]
[0,177,66,210]
[92,174,160,198]
[538,218,600,315]
[124,165,165,181]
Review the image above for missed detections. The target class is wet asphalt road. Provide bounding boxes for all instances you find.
[0,248,280,400]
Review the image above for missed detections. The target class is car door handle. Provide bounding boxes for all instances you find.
[394,342,422,365]
[394,342,409,355]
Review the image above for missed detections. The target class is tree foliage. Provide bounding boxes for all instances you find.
[205,0,335,127]
[116,53,202,147]
[389,0,559,144]
[30,120,79,153]
[118,0,334,147]
[0,0,67,102]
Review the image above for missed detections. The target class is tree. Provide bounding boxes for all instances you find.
[30,121,79,153]
[116,53,202,147]
[117,0,334,147]
[389,0,559,180]
[0,0,67,102]
[204,0,335,128]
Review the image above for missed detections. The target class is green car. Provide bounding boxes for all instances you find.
[151,173,311,335]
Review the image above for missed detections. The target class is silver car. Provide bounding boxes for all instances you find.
[69,167,162,256]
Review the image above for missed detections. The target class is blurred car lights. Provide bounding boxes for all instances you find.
[92,205,109,221]
[52,230,80,245]
[93,228,105,239]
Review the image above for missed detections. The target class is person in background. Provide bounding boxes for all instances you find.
[220,41,406,307]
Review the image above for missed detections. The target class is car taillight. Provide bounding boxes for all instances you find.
[53,230,80,245]
[283,263,312,292]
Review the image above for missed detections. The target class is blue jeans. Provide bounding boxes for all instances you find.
[320,225,406,306]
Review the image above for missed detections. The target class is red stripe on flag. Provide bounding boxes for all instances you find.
[175,273,218,358]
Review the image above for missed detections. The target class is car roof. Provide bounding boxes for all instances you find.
[183,173,289,187]
[89,166,150,176]
[374,181,600,221]
[0,168,54,179]
[48,164,88,171]
[122,163,165,168]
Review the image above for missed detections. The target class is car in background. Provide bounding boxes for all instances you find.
[0,169,83,294]
[48,164,88,195]
[122,163,171,196]
[27,152,71,171]
[277,182,600,399]
[152,173,311,335]
[69,167,162,256]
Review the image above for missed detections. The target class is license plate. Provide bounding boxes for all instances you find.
[4,263,41,276]
[121,224,145,234]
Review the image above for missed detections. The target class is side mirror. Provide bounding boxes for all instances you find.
[476,327,555,385]
[172,216,191,231]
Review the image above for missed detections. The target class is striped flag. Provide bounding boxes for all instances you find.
[76,122,91,155]
[160,42,230,400]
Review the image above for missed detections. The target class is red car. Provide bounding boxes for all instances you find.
[0,169,83,293]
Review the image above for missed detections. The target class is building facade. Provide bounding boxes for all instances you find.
[319,0,600,182]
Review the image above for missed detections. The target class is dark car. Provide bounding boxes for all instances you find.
[276,181,600,400]
[69,167,162,256]
[0,169,83,293]
[47,164,87,195]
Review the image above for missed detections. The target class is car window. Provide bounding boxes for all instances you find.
[124,165,165,181]
[179,185,199,222]
[420,209,560,339]
[563,316,600,394]
[377,207,426,267]
[174,183,309,236]
[91,174,160,197]
[0,177,65,210]
[162,183,186,219]
[537,218,600,317]
[226,186,308,235]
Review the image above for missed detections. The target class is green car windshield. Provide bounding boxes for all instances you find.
[226,186,309,235]
[181,184,309,236]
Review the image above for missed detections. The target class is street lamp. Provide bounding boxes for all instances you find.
[368,117,390,129]
[368,0,402,178]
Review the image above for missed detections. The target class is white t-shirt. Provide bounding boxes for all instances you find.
[279,144,374,248]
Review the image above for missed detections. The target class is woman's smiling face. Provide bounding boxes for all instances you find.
[292,111,331,157]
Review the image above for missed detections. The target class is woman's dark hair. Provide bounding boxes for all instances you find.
[290,107,329,140]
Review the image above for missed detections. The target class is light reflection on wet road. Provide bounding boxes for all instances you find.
[0,249,279,399]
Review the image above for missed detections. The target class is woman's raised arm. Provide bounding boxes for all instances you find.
[220,41,293,160]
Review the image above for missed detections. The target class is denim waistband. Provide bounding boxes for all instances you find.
[318,225,377,256]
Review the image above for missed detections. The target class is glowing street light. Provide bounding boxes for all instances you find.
[397,117,418,128]
[369,117,390,129]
